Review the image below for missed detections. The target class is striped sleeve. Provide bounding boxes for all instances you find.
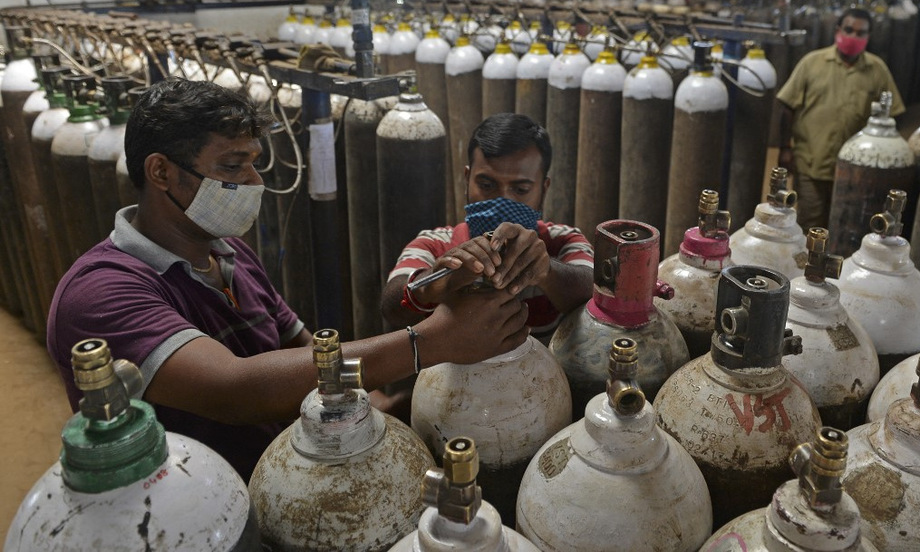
[387,226,456,281]
[542,222,594,267]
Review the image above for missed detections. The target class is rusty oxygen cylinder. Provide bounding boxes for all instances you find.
[543,42,591,226]
[52,74,109,267]
[868,354,919,422]
[3,338,262,551]
[481,40,517,119]
[655,265,821,529]
[783,228,879,431]
[843,364,920,551]
[730,167,808,279]
[515,41,553,127]
[415,29,453,223]
[830,91,915,258]
[727,46,777,224]
[702,427,879,551]
[29,66,71,285]
[0,26,46,333]
[837,190,920,376]
[517,338,713,551]
[344,98,388,338]
[389,22,420,75]
[619,54,673,240]
[388,437,540,551]
[550,220,689,416]
[665,41,728,256]
[249,329,435,551]
[411,334,572,528]
[88,76,133,241]
[910,125,920,265]
[574,47,626,237]
[656,190,733,359]
[377,93,447,286]
[444,36,484,223]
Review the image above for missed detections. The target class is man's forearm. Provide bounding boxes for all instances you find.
[539,260,593,315]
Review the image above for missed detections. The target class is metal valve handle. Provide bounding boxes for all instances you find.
[606,337,645,416]
[804,227,843,282]
[767,167,797,209]
[869,189,906,237]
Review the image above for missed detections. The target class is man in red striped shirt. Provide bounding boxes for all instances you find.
[382,113,594,342]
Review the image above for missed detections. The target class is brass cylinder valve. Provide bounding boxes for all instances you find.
[869,189,906,237]
[789,427,848,511]
[71,338,143,422]
[804,228,843,283]
[606,338,645,416]
[421,436,483,525]
[698,189,731,238]
[313,329,362,400]
[767,167,797,209]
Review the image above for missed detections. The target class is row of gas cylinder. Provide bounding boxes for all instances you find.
[8,180,920,550]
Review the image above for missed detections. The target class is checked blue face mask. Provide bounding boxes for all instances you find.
[464,197,541,237]
[167,163,264,238]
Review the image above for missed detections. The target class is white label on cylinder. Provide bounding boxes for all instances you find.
[309,122,336,199]
[352,9,370,26]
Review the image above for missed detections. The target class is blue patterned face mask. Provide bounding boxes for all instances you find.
[464,197,541,237]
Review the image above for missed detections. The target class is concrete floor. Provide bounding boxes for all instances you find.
[0,307,72,544]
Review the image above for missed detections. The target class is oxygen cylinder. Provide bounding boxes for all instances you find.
[278,9,299,41]
[783,228,879,430]
[0,29,47,333]
[514,41,553,127]
[115,151,134,208]
[481,41,517,118]
[412,335,572,527]
[710,42,723,78]
[867,2,892,63]
[89,76,132,241]
[314,18,333,45]
[373,24,392,75]
[415,30,453,223]
[4,338,261,551]
[620,31,657,69]
[444,37,483,223]
[656,190,732,359]
[728,47,777,224]
[867,353,918,422]
[29,66,71,284]
[887,0,917,100]
[730,167,808,279]
[504,20,531,56]
[389,22,420,75]
[659,36,692,87]
[344,98,387,338]
[655,265,821,529]
[543,42,590,226]
[829,92,915,258]
[837,189,920,375]
[250,329,434,551]
[665,41,728,256]
[293,15,317,45]
[842,366,920,551]
[702,427,879,552]
[574,48,625,236]
[517,338,712,551]
[377,93,446,279]
[329,18,353,58]
[582,26,608,62]
[389,437,540,551]
[619,55,673,236]
[910,126,920,265]
[551,220,689,414]
[52,74,108,268]
[0,56,24,315]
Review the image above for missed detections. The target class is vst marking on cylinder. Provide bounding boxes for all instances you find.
[827,324,860,351]
[537,437,572,480]
[725,389,792,435]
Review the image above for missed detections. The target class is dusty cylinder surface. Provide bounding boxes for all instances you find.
[444,40,483,223]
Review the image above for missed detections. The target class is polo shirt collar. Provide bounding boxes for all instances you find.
[111,205,236,275]
[823,44,867,69]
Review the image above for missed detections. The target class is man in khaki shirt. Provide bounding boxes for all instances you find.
[777,7,905,230]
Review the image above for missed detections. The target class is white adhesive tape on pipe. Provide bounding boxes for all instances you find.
[308,121,337,199]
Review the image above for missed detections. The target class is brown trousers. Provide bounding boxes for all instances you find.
[793,174,833,231]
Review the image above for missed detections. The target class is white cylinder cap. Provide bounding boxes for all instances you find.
[483,51,519,79]
[445,42,484,76]
[739,52,777,90]
[548,47,591,89]
[624,62,674,100]
[675,73,729,112]
[390,28,420,55]
[516,45,553,79]
[582,54,627,92]
[416,34,451,64]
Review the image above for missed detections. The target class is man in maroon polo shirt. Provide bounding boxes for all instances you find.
[47,79,528,480]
